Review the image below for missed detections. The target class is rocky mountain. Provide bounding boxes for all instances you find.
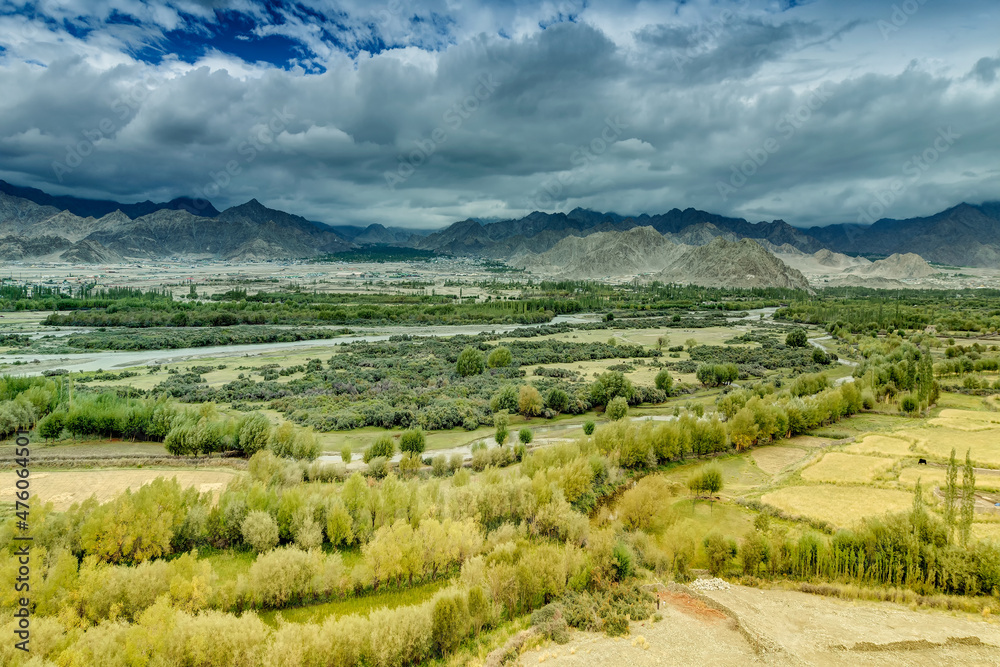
[806,202,1000,267]
[652,237,811,290]
[0,179,219,218]
[59,240,123,264]
[515,228,810,290]
[515,226,686,279]
[847,253,936,279]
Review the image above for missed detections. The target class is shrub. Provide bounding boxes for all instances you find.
[606,396,629,421]
[518,428,533,445]
[456,346,485,377]
[486,346,513,369]
[490,384,519,413]
[242,510,279,553]
[812,347,830,365]
[583,420,596,436]
[399,428,426,455]
[432,592,466,656]
[398,451,422,475]
[367,456,389,478]
[590,371,635,407]
[531,603,570,644]
[546,387,569,413]
[654,369,673,394]
[340,445,352,464]
[448,453,464,473]
[432,454,448,477]
[37,411,64,441]
[900,394,920,414]
[237,413,272,456]
[365,434,395,463]
[786,328,808,347]
[703,533,736,576]
[518,385,544,417]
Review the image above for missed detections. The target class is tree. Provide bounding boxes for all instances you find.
[325,497,354,546]
[590,371,635,407]
[518,428,533,445]
[486,346,512,368]
[237,413,272,456]
[656,335,669,351]
[546,388,569,413]
[944,447,958,535]
[399,428,426,455]
[456,346,485,377]
[961,449,976,545]
[518,385,543,417]
[37,411,64,441]
[786,328,808,348]
[654,368,673,394]
[365,434,395,463]
[490,384,519,413]
[685,338,698,351]
[727,407,758,452]
[811,347,830,365]
[606,396,629,421]
[494,410,509,445]
[432,593,466,656]
[583,421,596,436]
[242,510,279,553]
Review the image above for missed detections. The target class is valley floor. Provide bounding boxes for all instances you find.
[519,583,1000,665]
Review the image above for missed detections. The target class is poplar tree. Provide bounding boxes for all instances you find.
[944,448,958,537]
[960,449,976,545]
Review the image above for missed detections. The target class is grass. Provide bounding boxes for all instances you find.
[258,578,449,626]
[897,466,1000,492]
[750,445,810,475]
[760,484,913,528]
[799,453,896,485]
[901,426,1000,467]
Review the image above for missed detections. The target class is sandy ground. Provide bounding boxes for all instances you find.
[0,468,237,509]
[517,584,1000,666]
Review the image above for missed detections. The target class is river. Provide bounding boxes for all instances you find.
[0,314,600,376]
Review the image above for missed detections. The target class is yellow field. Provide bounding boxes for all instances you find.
[761,484,913,528]
[897,466,1000,492]
[972,521,1000,544]
[843,435,915,457]
[929,409,1000,431]
[0,469,238,510]
[800,452,896,484]
[751,446,810,475]
[900,426,1000,467]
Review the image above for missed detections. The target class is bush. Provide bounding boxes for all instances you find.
[340,444,352,464]
[365,434,395,463]
[518,428,533,445]
[786,328,808,347]
[456,346,485,377]
[518,385,544,417]
[242,510,279,553]
[900,394,920,414]
[606,396,629,421]
[237,413,272,456]
[703,533,736,575]
[583,420,596,436]
[399,428,426,454]
[812,347,830,365]
[590,371,635,407]
[546,387,569,413]
[432,454,448,477]
[37,411,64,441]
[654,368,673,394]
[367,456,389,478]
[531,603,570,644]
[449,453,464,473]
[486,346,513,369]
[490,384,519,414]
[432,592,466,656]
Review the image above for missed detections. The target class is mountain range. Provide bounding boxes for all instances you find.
[0,180,998,281]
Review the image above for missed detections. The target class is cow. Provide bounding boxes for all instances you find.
[918,458,927,465]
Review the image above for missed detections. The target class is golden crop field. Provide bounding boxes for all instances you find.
[843,435,916,457]
[799,452,896,484]
[761,484,913,528]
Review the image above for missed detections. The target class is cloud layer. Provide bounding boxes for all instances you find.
[0,0,998,228]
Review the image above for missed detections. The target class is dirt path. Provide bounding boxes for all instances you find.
[516,584,1000,666]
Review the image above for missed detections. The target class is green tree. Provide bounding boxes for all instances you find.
[518,428,533,445]
[589,371,635,407]
[606,396,629,421]
[961,449,976,545]
[365,435,395,463]
[242,510,279,553]
[786,328,808,347]
[494,410,509,446]
[399,428,426,455]
[490,384,519,413]
[456,346,485,377]
[237,413,272,456]
[546,387,569,413]
[486,346,512,368]
[654,368,673,394]
[36,411,64,441]
[944,447,958,535]
[583,420,596,436]
[685,338,698,350]
[432,593,466,656]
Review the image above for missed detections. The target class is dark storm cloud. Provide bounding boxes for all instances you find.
[0,0,998,228]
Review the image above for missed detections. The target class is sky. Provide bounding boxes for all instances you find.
[0,0,998,229]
